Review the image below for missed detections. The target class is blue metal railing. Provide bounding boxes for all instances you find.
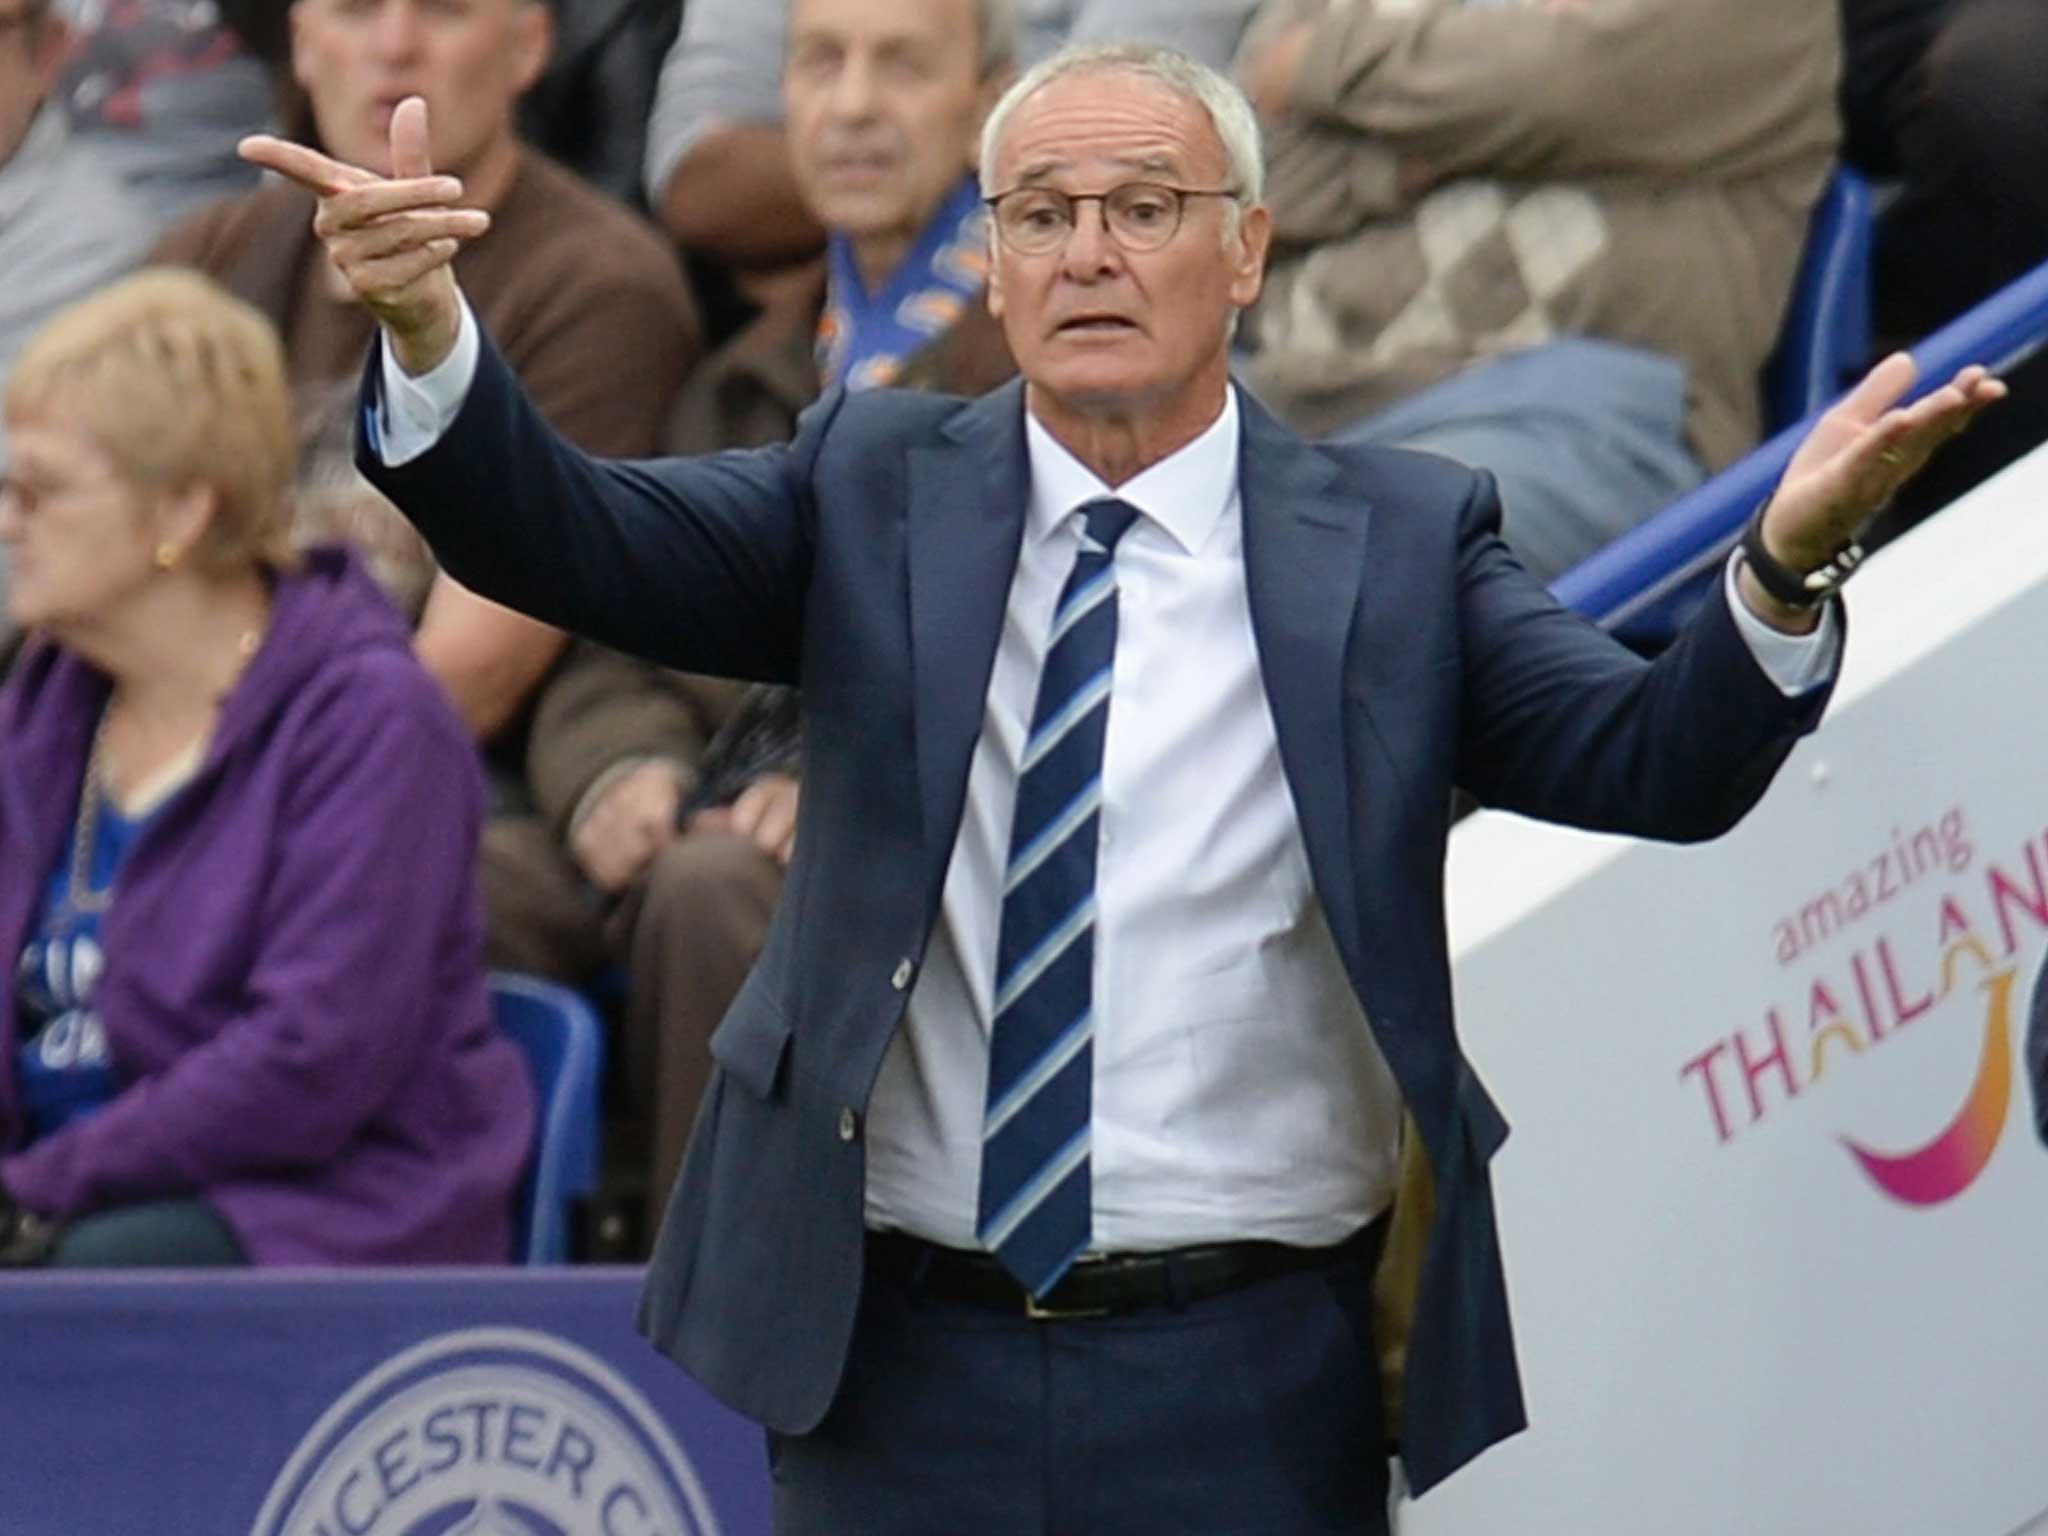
[1551,258,2048,643]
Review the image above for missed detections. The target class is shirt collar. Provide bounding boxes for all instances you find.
[1022,386,1241,555]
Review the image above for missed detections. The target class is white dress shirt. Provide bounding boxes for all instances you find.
[375,310,1839,1252]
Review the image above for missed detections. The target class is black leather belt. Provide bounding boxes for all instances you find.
[866,1218,1387,1321]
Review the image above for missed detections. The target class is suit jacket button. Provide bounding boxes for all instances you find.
[838,1108,859,1142]
[891,958,916,991]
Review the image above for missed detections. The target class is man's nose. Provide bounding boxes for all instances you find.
[368,0,426,60]
[1060,198,1123,277]
[824,53,883,121]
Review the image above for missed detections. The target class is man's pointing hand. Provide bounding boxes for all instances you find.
[238,96,486,377]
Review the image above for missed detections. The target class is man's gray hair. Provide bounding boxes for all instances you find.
[977,42,1264,206]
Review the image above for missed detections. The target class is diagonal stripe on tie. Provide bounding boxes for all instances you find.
[1004,779,1100,895]
[980,1123,1090,1251]
[1020,669,1113,774]
[992,892,1094,1019]
[977,497,1140,1297]
[984,1009,1093,1138]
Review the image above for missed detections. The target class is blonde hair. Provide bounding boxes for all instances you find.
[6,268,299,573]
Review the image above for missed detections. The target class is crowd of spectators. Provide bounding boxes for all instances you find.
[0,0,2043,1264]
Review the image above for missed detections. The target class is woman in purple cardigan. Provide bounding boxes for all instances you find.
[0,269,532,1266]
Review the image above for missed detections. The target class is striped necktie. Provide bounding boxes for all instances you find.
[976,497,1140,1296]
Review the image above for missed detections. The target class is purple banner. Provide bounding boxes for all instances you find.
[0,1266,772,1536]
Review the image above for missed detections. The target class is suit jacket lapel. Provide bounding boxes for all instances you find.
[1238,392,1372,961]
[906,378,1031,858]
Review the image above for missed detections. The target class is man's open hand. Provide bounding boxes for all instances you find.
[1744,354,2006,629]
[238,96,486,377]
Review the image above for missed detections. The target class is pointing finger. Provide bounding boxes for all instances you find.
[390,95,434,181]
[237,134,373,196]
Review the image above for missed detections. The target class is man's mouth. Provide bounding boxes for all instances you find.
[821,148,898,178]
[1054,314,1141,335]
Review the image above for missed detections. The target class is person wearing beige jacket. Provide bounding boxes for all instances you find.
[1238,0,1840,582]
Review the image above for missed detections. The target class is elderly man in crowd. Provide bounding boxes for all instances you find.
[1238,0,1840,584]
[494,0,1020,1253]
[0,0,153,624]
[247,37,1995,1535]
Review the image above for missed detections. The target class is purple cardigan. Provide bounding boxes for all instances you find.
[0,547,533,1264]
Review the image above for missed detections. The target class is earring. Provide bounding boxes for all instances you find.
[155,542,180,572]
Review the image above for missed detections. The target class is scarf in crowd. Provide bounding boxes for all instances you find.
[817,175,989,391]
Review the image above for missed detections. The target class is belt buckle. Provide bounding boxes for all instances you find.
[1022,1289,1111,1322]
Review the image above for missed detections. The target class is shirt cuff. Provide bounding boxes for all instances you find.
[1722,550,1841,696]
[371,294,481,467]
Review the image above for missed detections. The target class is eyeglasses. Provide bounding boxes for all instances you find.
[984,182,1241,255]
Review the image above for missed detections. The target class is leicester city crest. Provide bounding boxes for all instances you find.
[250,1327,721,1536]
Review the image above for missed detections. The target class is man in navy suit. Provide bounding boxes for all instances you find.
[245,40,1999,1536]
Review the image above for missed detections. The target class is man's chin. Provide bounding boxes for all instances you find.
[806,192,912,239]
[1032,356,1157,406]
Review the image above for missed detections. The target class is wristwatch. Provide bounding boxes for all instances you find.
[1738,501,1865,608]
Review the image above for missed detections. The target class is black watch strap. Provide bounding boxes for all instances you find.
[1739,502,1864,608]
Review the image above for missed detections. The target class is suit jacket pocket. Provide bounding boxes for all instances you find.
[709,984,794,1101]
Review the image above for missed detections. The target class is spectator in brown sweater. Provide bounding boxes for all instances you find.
[152,0,701,750]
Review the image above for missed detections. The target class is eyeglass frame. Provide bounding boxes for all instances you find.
[982,181,1244,255]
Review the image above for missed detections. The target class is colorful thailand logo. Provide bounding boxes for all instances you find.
[250,1328,722,1536]
[1678,804,2044,1206]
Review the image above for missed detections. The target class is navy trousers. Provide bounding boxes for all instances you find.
[771,1230,1393,1536]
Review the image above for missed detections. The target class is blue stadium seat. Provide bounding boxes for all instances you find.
[1763,166,1877,433]
[490,972,605,1264]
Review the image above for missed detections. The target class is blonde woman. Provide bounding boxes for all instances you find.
[0,270,531,1267]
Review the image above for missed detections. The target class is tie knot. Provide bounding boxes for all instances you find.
[1078,499,1140,555]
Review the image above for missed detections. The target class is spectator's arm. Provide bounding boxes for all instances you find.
[413,574,569,743]
[1285,0,1839,185]
[661,123,824,268]
[0,659,486,1214]
[644,0,822,266]
[1238,0,1409,240]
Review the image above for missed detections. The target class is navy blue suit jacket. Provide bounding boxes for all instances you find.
[360,333,1830,1493]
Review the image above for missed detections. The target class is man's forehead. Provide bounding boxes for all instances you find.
[995,75,1220,185]
[789,0,974,49]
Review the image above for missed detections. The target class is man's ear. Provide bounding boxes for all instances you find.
[1228,202,1272,310]
[508,0,555,98]
[984,228,1006,322]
